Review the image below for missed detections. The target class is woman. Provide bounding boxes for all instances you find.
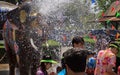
[36,55,57,75]
[94,42,119,75]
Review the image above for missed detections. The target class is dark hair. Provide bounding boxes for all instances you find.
[42,55,52,60]
[56,66,62,73]
[109,42,119,51]
[63,48,89,72]
[87,50,96,55]
[72,36,84,47]
[40,62,48,75]
[40,55,52,75]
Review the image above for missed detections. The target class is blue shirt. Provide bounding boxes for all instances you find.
[87,57,96,69]
[58,69,66,75]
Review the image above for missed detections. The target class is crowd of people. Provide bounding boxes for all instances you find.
[35,36,120,75]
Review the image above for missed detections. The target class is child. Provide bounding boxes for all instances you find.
[36,55,57,75]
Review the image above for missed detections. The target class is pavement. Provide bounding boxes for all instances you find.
[0,70,9,75]
[0,64,20,75]
[0,64,9,75]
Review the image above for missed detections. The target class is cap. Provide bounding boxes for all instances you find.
[109,42,119,51]
[40,55,57,64]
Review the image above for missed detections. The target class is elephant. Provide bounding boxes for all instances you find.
[0,1,47,75]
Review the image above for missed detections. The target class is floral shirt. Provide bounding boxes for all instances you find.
[94,49,116,75]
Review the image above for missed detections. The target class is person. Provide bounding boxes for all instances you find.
[56,66,62,73]
[94,42,119,75]
[63,36,85,65]
[58,36,87,75]
[58,48,91,75]
[118,66,120,75]
[62,36,85,56]
[114,38,120,73]
[71,36,85,49]
[86,51,96,75]
[36,55,57,75]
[60,36,85,71]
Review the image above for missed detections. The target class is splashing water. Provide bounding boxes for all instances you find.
[31,0,85,47]
[34,0,73,15]
[30,0,96,49]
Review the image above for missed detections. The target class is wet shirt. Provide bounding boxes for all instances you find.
[87,57,96,69]
[58,69,66,75]
[36,68,44,75]
[36,67,56,75]
[94,49,116,75]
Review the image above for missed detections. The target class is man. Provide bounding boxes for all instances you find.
[63,36,85,57]
[59,48,90,75]
[71,36,85,48]
[62,36,85,68]
[94,42,119,75]
[58,36,86,75]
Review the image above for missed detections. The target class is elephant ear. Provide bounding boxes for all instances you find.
[0,1,18,29]
[7,7,21,28]
[6,2,30,29]
[20,10,27,23]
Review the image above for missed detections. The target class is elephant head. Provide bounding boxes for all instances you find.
[5,1,48,51]
[0,1,18,29]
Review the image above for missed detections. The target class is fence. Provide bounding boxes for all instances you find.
[0,40,8,64]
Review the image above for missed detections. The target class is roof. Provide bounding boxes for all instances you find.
[99,1,120,22]
[99,17,120,22]
[104,1,120,16]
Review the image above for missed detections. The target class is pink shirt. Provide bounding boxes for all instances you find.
[36,67,44,75]
[94,49,116,75]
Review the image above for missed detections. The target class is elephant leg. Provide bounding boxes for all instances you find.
[31,61,40,75]
[31,65,37,75]
[19,56,30,75]
[31,54,40,75]
[19,65,29,75]
[6,47,17,75]
[9,65,15,75]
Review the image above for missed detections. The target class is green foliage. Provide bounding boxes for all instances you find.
[84,37,95,43]
[116,12,120,17]
[63,0,99,30]
[42,40,60,47]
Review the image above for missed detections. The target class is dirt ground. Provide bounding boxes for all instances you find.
[0,64,9,71]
